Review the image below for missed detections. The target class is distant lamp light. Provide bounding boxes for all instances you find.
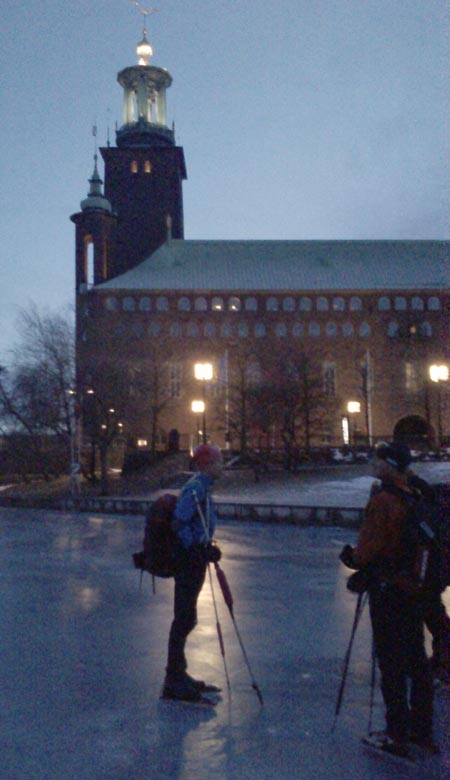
[137,439,148,448]
[191,400,205,414]
[429,364,449,383]
[347,401,361,414]
[194,363,213,381]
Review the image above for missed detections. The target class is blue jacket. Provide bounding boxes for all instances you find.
[173,472,218,549]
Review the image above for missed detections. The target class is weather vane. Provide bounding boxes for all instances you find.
[129,1,159,24]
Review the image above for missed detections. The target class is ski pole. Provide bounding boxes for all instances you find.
[208,562,231,690]
[332,591,367,731]
[214,561,264,706]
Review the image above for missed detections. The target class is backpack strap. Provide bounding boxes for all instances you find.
[192,489,211,543]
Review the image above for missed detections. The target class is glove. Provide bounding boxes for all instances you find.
[204,543,222,563]
[339,544,358,569]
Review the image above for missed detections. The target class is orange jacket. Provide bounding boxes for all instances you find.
[353,484,414,570]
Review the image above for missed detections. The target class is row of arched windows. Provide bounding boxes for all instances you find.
[104,294,442,314]
[114,320,376,340]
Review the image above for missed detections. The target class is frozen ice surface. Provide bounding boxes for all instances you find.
[0,462,448,780]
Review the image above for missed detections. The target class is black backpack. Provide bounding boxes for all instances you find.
[132,493,178,579]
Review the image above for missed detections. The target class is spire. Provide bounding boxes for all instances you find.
[80,155,112,213]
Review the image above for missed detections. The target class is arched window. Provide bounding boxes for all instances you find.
[156,296,169,311]
[245,297,258,311]
[349,296,362,311]
[378,297,391,311]
[292,322,304,338]
[132,323,144,339]
[332,297,345,312]
[387,321,399,338]
[221,322,233,338]
[105,297,118,312]
[266,297,279,311]
[299,297,312,312]
[238,322,249,337]
[148,322,161,337]
[178,296,191,311]
[204,323,216,338]
[139,297,152,311]
[144,160,152,174]
[283,297,296,312]
[275,322,287,338]
[342,322,354,337]
[309,322,321,337]
[131,160,138,173]
[359,322,371,338]
[411,296,424,311]
[326,322,337,337]
[427,296,440,311]
[228,296,242,312]
[255,322,266,337]
[212,297,224,311]
[123,297,136,311]
[170,322,182,338]
[317,297,329,311]
[187,322,200,337]
[194,297,208,311]
[394,296,407,311]
[419,322,432,337]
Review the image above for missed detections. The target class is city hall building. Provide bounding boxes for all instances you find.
[71,31,449,456]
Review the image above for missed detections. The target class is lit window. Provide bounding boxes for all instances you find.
[266,297,279,311]
[139,297,152,311]
[275,322,287,338]
[255,323,266,337]
[178,297,191,311]
[187,323,200,337]
[131,160,138,173]
[309,322,321,337]
[283,297,296,312]
[212,297,224,311]
[427,296,440,311]
[221,322,233,337]
[292,322,304,337]
[238,322,249,337]
[170,322,182,337]
[299,297,312,312]
[245,297,258,311]
[342,322,354,337]
[378,297,391,311]
[394,297,407,311]
[326,322,337,337]
[204,323,216,338]
[156,296,169,311]
[411,296,424,311]
[144,160,152,174]
[317,297,329,311]
[332,297,345,312]
[123,297,136,311]
[228,296,242,312]
[387,321,399,338]
[349,296,362,311]
[194,297,208,311]
[359,322,371,337]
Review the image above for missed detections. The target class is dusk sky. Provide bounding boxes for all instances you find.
[1,0,447,364]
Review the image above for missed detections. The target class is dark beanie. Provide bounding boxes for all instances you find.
[375,442,411,472]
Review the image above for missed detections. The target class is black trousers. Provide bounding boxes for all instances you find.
[166,547,207,680]
[422,588,450,670]
[369,582,434,742]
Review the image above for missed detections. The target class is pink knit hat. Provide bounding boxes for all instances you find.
[192,444,222,471]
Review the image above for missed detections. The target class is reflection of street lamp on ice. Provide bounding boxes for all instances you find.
[347,401,361,446]
[191,400,205,448]
[429,364,449,451]
[194,362,213,443]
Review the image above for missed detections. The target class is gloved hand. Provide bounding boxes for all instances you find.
[339,544,357,569]
[204,543,222,563]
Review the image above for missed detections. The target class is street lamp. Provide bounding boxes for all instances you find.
[429,364,449,450]
[194,362,213,443]
[191,400,205,447]
[347,401,361,446]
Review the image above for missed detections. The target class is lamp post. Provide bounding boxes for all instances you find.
[194,362,213,443]
[429,364,449,451]
[347,401,361,446]
[191,400,205,447]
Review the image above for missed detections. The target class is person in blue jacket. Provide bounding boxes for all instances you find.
[162,444,223,701]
